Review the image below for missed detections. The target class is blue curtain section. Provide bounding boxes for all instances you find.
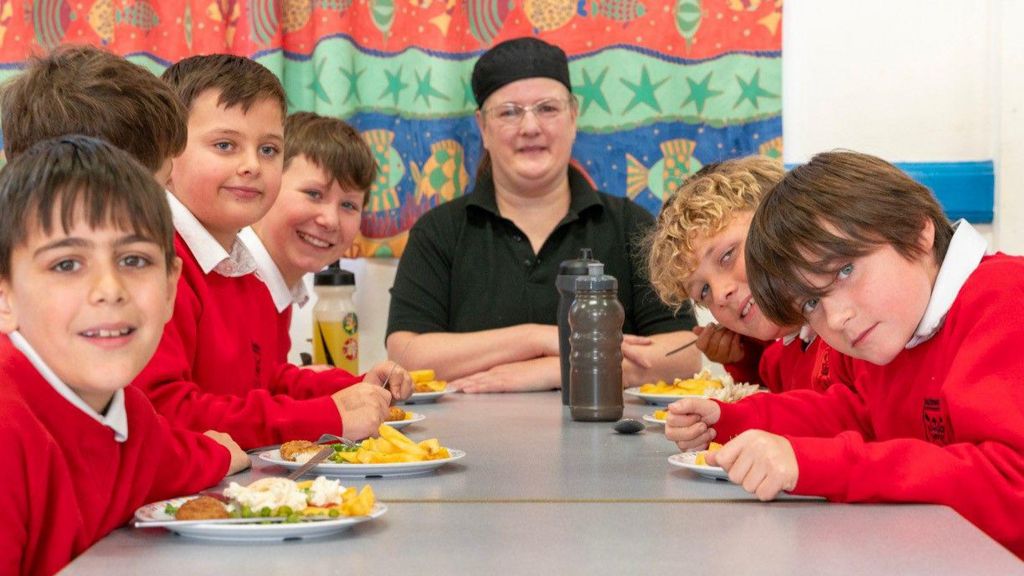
[575,117,783,215]
[344,113,784,218]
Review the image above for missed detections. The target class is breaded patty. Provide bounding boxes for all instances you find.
[280,440,320,462]
[175,496,229,520]
[386,407,407,422]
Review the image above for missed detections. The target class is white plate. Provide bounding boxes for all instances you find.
[134,497,386,541]
[642,413,665,426]
[667,452,730,481]
[382,412,425,430]
[259,448,466,478]
[624,387,703,406]
[400,389,450,404]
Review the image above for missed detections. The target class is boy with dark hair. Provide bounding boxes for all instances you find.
[0,136,247,576]
[241,111,382,363]
[0,44,187,185]
[664,150,1024,557]
[134,56,404,448]
[645,156,840,393]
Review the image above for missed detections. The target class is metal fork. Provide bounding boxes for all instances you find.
[316,433,358,447]
[381,360,399,394]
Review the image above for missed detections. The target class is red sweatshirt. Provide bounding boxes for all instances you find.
[713,253,1024,557]
[723,336,838,394]
[132,235,363,448]
[0,335,230,576]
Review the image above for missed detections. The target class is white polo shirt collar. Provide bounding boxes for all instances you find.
[906,219,987,349]
[238,227,310,312]
[166,191,256,277]
[9,330,129,442]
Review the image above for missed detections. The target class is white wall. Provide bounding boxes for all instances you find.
[288,0,1023,367]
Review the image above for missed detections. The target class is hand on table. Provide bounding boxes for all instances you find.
[363,360,413,400]
[663,397,721,451]
[693,323,745,365]
[204,430,250,476]
[449,357,559,393]
[621,334,654,368]
[707,430,798,501]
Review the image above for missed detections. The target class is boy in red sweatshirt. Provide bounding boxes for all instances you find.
[0,136,249,576]
[0,44,184,186]
[664,151,1024,557]
[133,55,406,448]
[645,156,840,393]
[239,112,407,385]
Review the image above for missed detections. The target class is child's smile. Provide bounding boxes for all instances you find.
[169,89,284,251]
[0,212,179,412]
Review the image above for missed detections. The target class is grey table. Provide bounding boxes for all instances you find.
[60,391,1023,575]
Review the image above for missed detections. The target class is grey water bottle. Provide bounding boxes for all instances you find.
[569,262,624,422]
[557,248,595,405]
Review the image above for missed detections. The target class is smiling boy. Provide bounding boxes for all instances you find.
[0,137,247,576]
[239,111,411,396]
[664,151,1024,558]
[132,56,397,447]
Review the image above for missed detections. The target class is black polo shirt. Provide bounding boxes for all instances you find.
[387,167,696,337]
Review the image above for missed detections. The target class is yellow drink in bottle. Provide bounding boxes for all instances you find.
[313,314,359,374]
[312,264,358,373]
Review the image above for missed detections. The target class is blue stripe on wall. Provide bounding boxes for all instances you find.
[895,161,994,223]
[786,161,994,223]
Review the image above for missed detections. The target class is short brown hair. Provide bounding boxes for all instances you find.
[0,45,187,173]
[645,155,784,312]
[284,112,377,203]
[161,54,287,118]
[746,150,954,326]
[0,135,175,278]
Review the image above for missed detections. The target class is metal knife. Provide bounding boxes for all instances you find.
[286,445,335,480]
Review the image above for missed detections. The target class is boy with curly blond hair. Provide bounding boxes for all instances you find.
[645,155,840,393]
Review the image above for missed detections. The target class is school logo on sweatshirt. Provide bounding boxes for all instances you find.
[251,341,262,384]
[922,397,950,445]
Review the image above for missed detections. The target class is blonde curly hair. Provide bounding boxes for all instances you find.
[644,155,784,312]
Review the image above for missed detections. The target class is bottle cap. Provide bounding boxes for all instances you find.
[575,262,618,291]
[558,248,595,276]
[314,262,355,286]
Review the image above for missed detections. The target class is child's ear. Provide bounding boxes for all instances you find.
[0,279,18,334]
[918,218,936,253]
[161,256,183,323]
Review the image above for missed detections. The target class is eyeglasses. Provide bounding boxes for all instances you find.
[482,98,573,126]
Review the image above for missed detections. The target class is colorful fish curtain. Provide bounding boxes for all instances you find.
[0,0,781,257]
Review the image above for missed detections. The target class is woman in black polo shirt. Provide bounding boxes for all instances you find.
[386,37,701,393]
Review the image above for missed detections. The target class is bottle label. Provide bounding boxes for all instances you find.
[343,312,358,335]
[313,317,359,374]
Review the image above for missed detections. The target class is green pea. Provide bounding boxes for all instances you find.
[260,507,272,517]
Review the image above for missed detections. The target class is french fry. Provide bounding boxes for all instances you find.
[413,379,447,393]
[694,442,724,466]
[379,425,428,457]
[342,485,375,516]
[325,425,452,464]
[409,369,436,383]
[639,368,724,395]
